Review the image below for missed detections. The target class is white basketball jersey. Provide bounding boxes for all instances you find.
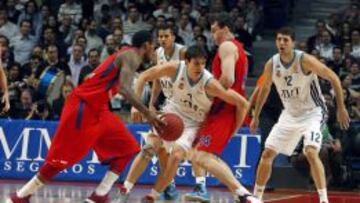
[156,43,185,99]
[167,61,213,123]
[272,49,327,117]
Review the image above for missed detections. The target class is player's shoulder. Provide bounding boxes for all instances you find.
[219,40,237,51]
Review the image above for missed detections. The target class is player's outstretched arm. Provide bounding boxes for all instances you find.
[115,51,164,129]
[250,59,273,134]
[205,78,249,135]
[0,47,10,113]
[302,53,350,130]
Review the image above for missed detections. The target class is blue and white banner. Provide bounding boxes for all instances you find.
[0,119,261,186]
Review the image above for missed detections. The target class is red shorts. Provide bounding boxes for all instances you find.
[45,93,140,170]
[196,107,236,155]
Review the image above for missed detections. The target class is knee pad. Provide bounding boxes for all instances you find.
[140,144,157,160]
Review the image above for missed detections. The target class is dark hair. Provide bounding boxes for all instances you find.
[88,48,99,56]
[276,27,296,40]
[132,30,153,48]
[0,34,9,46]
[20,19,32,27]
[157,24,174,35]
[185,45,208,60]
[212,12,233,32]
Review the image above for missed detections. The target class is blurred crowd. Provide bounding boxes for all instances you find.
[0,0,265,120]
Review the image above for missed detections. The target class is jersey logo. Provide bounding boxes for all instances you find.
[199,135,212,147]
[178,83,184,90]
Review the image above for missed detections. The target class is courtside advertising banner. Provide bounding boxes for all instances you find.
[0,119,261,186]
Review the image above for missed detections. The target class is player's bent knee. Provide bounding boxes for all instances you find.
[261,148,277,162]
[170,147,186,162]
[141,144,157,160]
[304,146,319,162]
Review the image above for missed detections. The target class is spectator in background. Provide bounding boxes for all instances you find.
[11,88,34,119]
[350,29,360,58]
[123,5,152,38]
[327,46,344,75]
[100,34,117,62]
[316,30,335,60]
[36,45,71,78]
[6,0,21,24]
[52,82,73,120]
[349,61,360,91]
[177,13,193,46]
[17,0,42,39]
[233,15,253,51]
[59,15,77,46]
[113,28,131,48]
[339,21,352,45]
[97,16,112,41]
[85,18,103,53]
[0,6,19,41]
[245,0,262,40]
[67,36,87,57]
[326,13,340,37]
[40,4,52,25]
[0,35,14,69]
[153,0,172,18]
[307,19,326,52]
[57,0,82,25]
[350,96,360,121]
[79,48,100,85]
[343,42,353,59]
[26,99,53,120]
[111,16,123,31]
[67,43,86,87]
[7,62,23,103]
[10,20,37,65]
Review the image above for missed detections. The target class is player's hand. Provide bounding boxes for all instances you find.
[130,107,143,123]
[337,106,350,130]
[250,117,259,134]
[144,111,166,132]
[1,91,10,114]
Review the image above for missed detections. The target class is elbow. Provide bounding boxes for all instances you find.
[220,77,235,89]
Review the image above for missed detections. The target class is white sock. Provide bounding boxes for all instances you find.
[195,177,206,186]
[235,185,250,196]
[123,180,134,192]
[318,188,328,203]
[151,189,160,198]
[17,176,44,198]
[95,171,119,196]
[254,184,265,200]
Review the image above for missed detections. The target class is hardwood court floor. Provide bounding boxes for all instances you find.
[0,180,359,202]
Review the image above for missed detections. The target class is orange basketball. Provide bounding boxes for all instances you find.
[158,113,184,141]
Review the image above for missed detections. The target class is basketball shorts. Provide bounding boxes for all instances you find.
[45,93,140,170]
[265,107,325,156]
[196,108,236,156]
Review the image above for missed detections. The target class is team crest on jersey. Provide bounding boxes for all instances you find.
[178,83,184,90]
[199,135,212,147]
[276,64,281,77]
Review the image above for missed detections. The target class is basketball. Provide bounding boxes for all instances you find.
[158,113,184,141]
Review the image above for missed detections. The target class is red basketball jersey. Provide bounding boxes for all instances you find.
[74,47,135,110]
[211,39,248,112]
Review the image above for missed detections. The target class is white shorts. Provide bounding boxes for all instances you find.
[146,103,200,153]
[265,108,325,156]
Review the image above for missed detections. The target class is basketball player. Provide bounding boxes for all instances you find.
[0,46,10,114]
[184,12,249,202]
[7,30,164,203]
[139,48,259,202]
[250,27,350,203]
[126,25,186,201]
